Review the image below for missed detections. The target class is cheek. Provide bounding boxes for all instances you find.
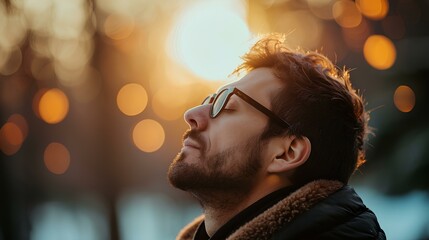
[209,117,266,153]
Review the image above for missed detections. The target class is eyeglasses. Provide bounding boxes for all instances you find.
[201,87,290,128]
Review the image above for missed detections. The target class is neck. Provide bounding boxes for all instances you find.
[194,190,254,237]
[195,176,290,237]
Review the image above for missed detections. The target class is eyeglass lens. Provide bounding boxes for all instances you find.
[211,89,229,117]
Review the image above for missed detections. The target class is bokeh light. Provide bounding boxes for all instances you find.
[167,0,251,81]
[51,39,93,72]
[49,0,88,39]
[0,47,23,75]
[333,0,362,28]
[38,88,70,124]
[356,0,389,20]
[0,5,27,49]
[51,38,94,72]
[363,35,396,70]
[32,88,48,119]
[132,119,165,153]
[44,142,71,175]
[104,14,135,40]
[0,121,24,156]
[394,85,415,113]
[8,114,28,139]
[117,83,148,116]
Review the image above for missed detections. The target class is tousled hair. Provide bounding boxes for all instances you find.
[233,34,370,184]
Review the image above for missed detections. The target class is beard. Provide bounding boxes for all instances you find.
[167,129,263,195]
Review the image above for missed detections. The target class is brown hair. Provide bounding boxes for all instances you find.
[233,34,370,184]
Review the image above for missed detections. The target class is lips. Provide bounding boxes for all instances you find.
[183,138,200,149]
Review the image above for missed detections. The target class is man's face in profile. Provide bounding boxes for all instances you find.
[168,68,285,193]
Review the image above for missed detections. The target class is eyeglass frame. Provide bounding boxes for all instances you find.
[201,87,290,128]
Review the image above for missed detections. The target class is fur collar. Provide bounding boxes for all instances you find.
[176,180,344,240]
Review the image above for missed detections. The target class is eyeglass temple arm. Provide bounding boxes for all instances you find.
[234,89,290,127]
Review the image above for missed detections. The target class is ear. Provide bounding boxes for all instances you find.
[266,136,311,174]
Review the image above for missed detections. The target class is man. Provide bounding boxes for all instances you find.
[168,35,386,240]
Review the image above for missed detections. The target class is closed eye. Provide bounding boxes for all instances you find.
[224,98,238,110]
[223,103,236,111]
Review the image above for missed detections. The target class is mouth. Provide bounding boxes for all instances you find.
[183,138,201,150]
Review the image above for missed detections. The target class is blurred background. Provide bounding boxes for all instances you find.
[0,0,428,239]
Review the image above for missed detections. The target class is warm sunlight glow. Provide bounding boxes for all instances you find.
[117,83,148,116]
[307,0,336,20]
[0,122,24,156]
[394,85,415,113]
[333,0,362,28]
[132,119,165,153]
[363,35,396,70]
[167,0,251,81]
[38,88,70,124]
[356,0,389,20]
[44,142,71,175]
[272,10,322,49]
[152,87,190,121]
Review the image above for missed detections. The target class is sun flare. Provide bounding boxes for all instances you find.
[167,0,251,81]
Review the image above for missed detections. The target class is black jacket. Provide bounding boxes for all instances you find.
[177,180,386,240]
[272,185,386,240]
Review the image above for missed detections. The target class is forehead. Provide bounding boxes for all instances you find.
[219,67,285,107]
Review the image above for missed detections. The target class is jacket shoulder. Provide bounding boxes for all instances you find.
[272,186,386,240]
[176,215,204,240]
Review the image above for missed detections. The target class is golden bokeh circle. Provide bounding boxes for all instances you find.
[117,83,148,116]
[38,88,69,124]
[394,85,415,113]
[333,0,362,28]
[132,119,165,153]
[0,122,24,156]
[356,0,389,20]
[363,35,396,70]
[44,142,71,175]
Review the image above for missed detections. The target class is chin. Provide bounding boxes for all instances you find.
[176,149,203,165]
[167,159,191,190]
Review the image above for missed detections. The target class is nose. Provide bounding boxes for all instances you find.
[184,104,210,131]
